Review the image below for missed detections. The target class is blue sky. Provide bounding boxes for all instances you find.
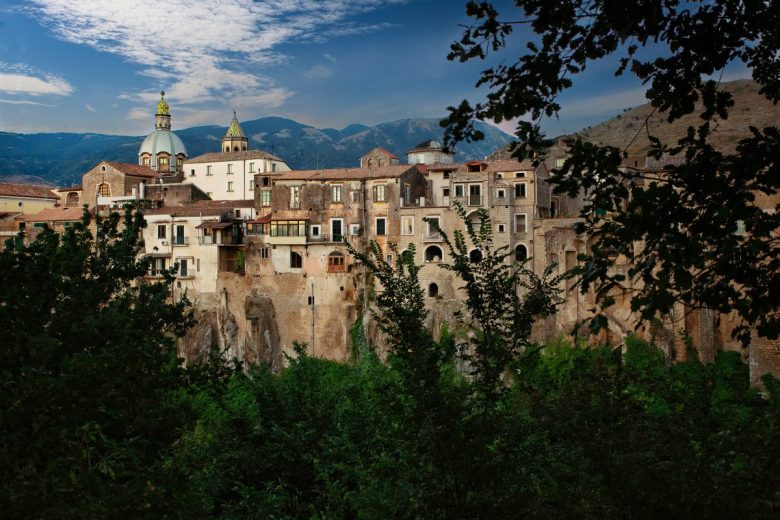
[0,0,751,137]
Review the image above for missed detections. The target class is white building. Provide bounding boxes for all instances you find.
[183,112,290,200]
[406,139,455,165]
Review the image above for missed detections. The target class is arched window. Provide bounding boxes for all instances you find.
[515,244,528,262]
[97,183,111,197]
[225,146,230,152]
[141,154,150,166]
[428,283,439,297]
[158,155,169,169]
[234,146,239,152]
[469,249,483,263]
[290,251,302,268]
[425,245,443,263]
[400,249,413,263]
[328,251,345,272]
[66,192,79,205]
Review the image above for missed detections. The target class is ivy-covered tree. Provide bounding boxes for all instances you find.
[443,0,780,344]
[0,209,195,516]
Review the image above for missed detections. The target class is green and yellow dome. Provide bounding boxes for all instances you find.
[156,91,170,115]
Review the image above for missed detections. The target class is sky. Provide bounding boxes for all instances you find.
[0,0,752,138]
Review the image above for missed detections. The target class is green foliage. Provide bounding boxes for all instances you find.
[442,0,780,345]
[429,202,565,398]
[0,208,204,517]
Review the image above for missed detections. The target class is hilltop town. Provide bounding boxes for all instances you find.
[2,92,778,381]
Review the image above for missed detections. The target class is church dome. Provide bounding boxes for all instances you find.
[139,130,187,172]
[138,91,187,173]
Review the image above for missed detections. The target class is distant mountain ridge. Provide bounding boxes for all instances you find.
[0,117,512,186]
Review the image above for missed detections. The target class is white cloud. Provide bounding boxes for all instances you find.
[85,104,96,112]
[25,0,405,111]
[302,64,332,81]
[0,62,73,96]
[0,98,57,107]
[323,53,337,64]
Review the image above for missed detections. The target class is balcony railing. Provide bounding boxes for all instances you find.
[468,195,482,206]
[424,232,443,242]
[198,235,244,245]
[172,236,189,246]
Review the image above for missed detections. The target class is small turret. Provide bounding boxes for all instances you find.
[222,110,248,152]
[155,91,171,131]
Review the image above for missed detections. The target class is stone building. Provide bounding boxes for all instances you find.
[359,147,400,168]
[183,112,291,200]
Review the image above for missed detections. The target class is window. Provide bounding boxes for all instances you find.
[428,283,439,297]
[401,216,414,235]
[270,220,306,237]
[249,162,255,173]
[426,217,440,238]
[515,244,528,261]
[290,186,301,208]
[97,183,111,197]
[206,165,212,176]
[235,209,241,218]
[190,169,195,177]
[261,190,271,207]
[515,182,527,198]
[555,158,566,168]
[328,251,345,272]
[443,187,450,197]
[142,156,150,166]
[375,217,386,236]
[310,225,321,238]
[227,163,233,174]
[469,249,483,263]
[497,189,506,199]
[372,184,386,202]
[332,184,342,203]
[157,225,166,239]
[498,224,505,233]
[260,247,270,259]
[176,157,183,168]
[515,213,527,233]
[290,251,302,268]
[350,223,360,236]
[443,172,450,179]
[496,173,503,179]
[351,191,360,203]
[386,254,393,264]
[272,163,277,172]
[455,184,464,197]
[179,258,188,277]
[262,176,270,187]
[468,184,482,205]
[227,181,234,192]
[151,257,166,277]
[425,245,443,263]
[159,156,169,169]
[197,258,200,272]
[330,218,343,242]
[174,225,185,245]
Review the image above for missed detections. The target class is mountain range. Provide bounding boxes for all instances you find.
[0,117,512,187]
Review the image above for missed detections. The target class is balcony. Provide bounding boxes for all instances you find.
[424,232,443,242]
[468,195,482,206]
[172,236,189,246]
[307,233,345,243]
[198,235,244,245]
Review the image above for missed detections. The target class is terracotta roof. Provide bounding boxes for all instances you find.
[276,164,416,181]
[104,162,158,178]
[186,149,284,164]
[195,221,234,229]
[181,199,255,209]
[426,163,462,171]
[371,147,398,160]
[0,183,57,200]
[483,159,537,173]
[24,207,84,222]
[142,206,229,217]
[58,184,82,192]
[248,214,272,224]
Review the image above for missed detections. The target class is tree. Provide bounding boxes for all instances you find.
[0,208,195,516]
[430,204,564,398]
[443,0,780,345]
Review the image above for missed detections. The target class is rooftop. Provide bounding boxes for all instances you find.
[187,149,284,164]
[24,206,85,222]
[276,164,417,181]
[103,161,159,178]
[0,183,58,200]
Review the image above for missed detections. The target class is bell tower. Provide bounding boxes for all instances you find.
[155,91,171,131]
